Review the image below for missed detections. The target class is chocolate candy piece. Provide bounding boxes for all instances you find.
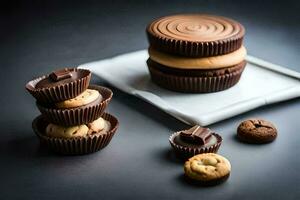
[49,69,72,81]
[180,125,212,145]
[169,129,222,159]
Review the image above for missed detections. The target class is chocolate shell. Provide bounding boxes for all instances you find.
[32,113,119,155]
[37,85,113,126]
[147,59,246,93]
[147,14,245,57]
[26,68,91,104]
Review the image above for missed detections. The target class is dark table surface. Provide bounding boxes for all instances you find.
[1,1,300,199]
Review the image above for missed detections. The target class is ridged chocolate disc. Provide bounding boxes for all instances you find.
[147,14,245,57]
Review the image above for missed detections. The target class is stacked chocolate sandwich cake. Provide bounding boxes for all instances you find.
[146,14,247,93]
[26,68,119,155]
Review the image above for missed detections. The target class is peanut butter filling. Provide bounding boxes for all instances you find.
[148,46,247,69]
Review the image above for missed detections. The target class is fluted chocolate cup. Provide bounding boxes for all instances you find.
[146,14,247,93]
[26,68,91,104]
[32,113,119,155]
[146,14,245,57]
[37,85,113,126]
[147,59,246,93]
[169,132,222,159]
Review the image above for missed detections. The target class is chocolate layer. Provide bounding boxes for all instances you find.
[37,85,113,126]
[147,14,245,57]
[147,59,246,93]
[26,68,91,103]
[32,113,119,155]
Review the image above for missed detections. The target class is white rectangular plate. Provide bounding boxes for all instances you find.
[79,50,300,126]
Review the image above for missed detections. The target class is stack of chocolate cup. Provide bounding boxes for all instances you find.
[146,14,247,93]
[26,68,119,155]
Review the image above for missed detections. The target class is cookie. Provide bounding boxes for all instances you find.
[45,116,111,138]
[87,117,111,135]
[184,153,231,186]
[237,119,277,143]
[55,89,102,108]
[147,14,245,57]
[26,68,91,103]
[46,124,89,138]
[169,125,222,158]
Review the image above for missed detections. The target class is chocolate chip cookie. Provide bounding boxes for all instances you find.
[45,116,111,138]
[46,123,89,138]
[184,153,231,186]
[237,119,277,143]
[55,89,102,108]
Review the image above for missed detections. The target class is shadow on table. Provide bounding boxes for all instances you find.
[3,135,53,159]
[3,133,109,160]
[158,147,184,165]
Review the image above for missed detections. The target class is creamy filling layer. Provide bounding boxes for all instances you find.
[148,46,247,69]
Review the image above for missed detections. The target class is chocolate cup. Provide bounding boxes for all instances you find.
[37,85,113,126]
[26,68,91,104]
[32,113,119,155]
[169,132,222,159]
[147,60,246,93]
[146,14,245,57]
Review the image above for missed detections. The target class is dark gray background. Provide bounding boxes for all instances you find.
[1,0,300,199]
